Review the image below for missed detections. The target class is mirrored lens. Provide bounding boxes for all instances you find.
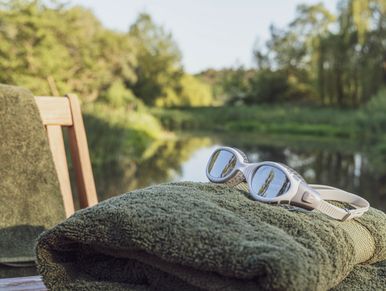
[208,150,237,179]
[251,165,290,198]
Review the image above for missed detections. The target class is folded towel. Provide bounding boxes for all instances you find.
[36,182,386,290]
[332,260,386,290]
[0,84,66,267]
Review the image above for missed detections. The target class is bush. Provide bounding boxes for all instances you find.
[100,80,137,108]
[358,88,386,137]
[179,74,214,107]
[246,70,317,104]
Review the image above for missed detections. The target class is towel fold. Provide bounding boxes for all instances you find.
[36,182,386,290]
[0,84,66,268]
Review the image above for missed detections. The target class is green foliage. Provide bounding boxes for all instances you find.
[365,88,386,113]
[3,0,384,110]
[220,67,254,105]
[100,80,137,108]
[178,74,213,107]
[197,67,255,105]
[200,0,385,107]
[85,102,163,141]
[246,69,317,104]
[129,13,183,107]
[155,88,386,144]
[225,121,350,137]
[153,105,359,137]
[196,69,229,105]
[0,2,214,109]
[0,0,138,102]
[0,0,71,95]
[358,88,386,136]
[261,0,386,107]
[247,70,289,103]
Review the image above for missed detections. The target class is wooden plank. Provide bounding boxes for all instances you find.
[35,97,73,126]
[46,125,75,217]
[66,94,98,208]
[0,276,46,290]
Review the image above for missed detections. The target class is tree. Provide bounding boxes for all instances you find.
[178,74,213,107]
[129,13,183,106]
[100,80,136,108]
[258,4,335,104]
[249,0,386,107]
[0,0,138,103]
[220,66,253,104]
[0,0,73,95]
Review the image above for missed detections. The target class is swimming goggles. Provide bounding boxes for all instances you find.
[206,147,369,221]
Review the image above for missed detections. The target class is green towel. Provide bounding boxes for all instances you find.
[36,182,386,290]
[0,84,66,268]
[333,260,386,290]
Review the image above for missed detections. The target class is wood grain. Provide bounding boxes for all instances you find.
[46,125,75,217]
[34,95,98,211]
[66,94,98,208]
[35,97,72,126]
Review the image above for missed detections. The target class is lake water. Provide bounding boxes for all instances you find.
[92,132,386,212]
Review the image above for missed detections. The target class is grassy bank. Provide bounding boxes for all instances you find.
[153,102,385,141]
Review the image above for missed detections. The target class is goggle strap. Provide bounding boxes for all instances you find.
[312,184,370,221]
[316,200,350,221]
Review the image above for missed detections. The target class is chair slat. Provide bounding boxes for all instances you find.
[35,97,72,126]
[66,94,98,208]
[46,125,75,217]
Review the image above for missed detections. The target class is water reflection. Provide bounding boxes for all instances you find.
[91,137,212,200]
[91,133,386,211]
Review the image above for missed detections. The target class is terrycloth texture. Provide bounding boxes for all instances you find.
[36,182,386,290]
[333,260,386,291]
[0,84,66,267]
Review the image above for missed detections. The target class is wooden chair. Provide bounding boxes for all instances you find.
[0,94,98,290]
[35,94,98,216]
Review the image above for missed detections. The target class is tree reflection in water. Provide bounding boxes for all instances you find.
[87,132,386,211]
[90,136,212,200]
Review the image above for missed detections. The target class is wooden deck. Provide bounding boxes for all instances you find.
[0,276,46,290]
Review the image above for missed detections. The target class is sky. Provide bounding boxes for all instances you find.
[70,0,337,73]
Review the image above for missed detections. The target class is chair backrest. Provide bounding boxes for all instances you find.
[34,94,98,217]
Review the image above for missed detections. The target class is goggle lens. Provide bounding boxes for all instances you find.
[251,165,291,198]
[208,149,237,179]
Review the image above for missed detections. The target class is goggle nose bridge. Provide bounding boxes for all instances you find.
[238,163,255,180]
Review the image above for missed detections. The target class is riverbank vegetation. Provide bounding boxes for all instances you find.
[199,1,385,107]
[0,1,215,107]
[1,0,385,206]
[0,0,385,164]
[155,89,386,139]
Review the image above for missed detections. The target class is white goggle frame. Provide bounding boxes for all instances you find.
[206,147,369,221]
